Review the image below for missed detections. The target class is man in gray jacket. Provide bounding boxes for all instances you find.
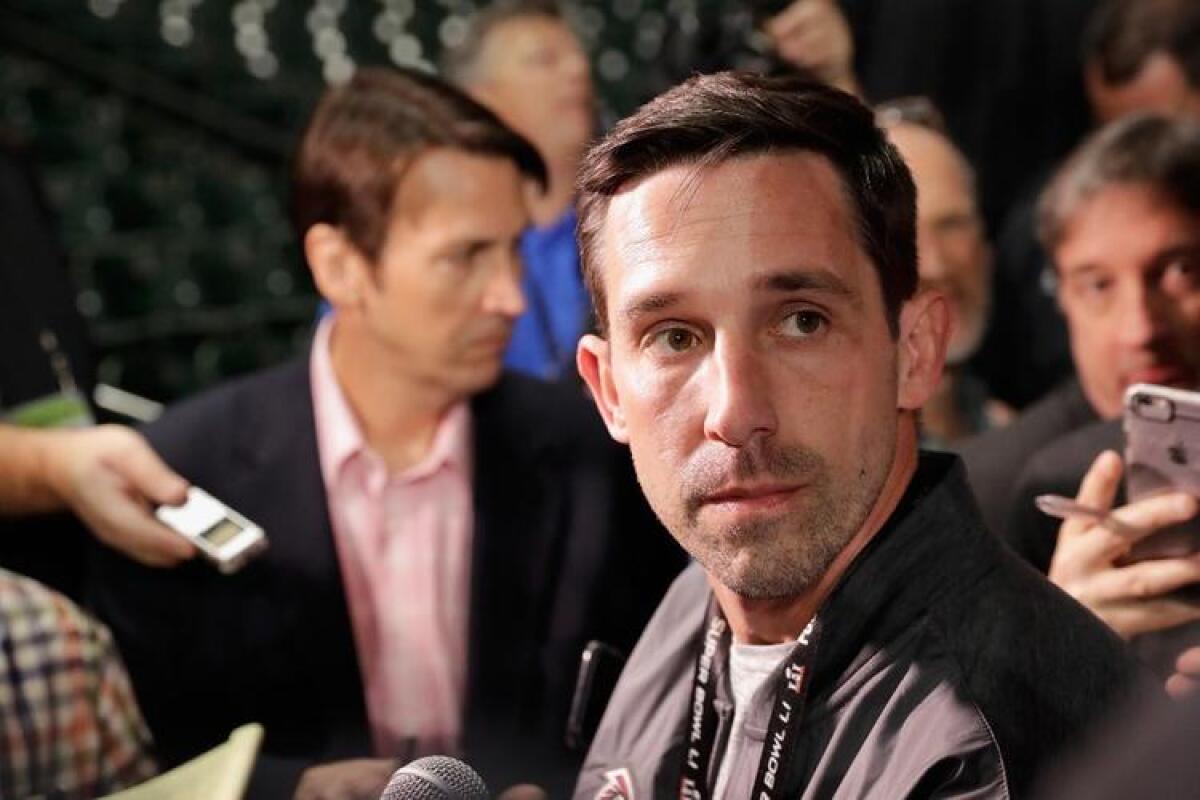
[572,71,1146,799]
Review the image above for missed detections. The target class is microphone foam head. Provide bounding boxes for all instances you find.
[381,755,489,800]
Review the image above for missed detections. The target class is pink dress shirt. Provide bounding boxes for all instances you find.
[310,318,474,758]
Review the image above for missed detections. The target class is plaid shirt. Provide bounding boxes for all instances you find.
[0,569,156,799]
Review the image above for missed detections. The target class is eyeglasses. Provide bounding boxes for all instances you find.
[874,96,947,134]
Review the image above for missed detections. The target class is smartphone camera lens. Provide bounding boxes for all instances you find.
[1132,393,1175,422]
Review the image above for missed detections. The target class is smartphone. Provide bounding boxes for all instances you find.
[565,641,626,752]
[155,487,267,574]
[1123,383,1200,674]
[1123,383,1200,561]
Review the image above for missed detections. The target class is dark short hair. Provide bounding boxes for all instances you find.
[576,70,918,335]
[440,0,565,87]
[1084,0,1200,89]
[1038,113,1200,254]
[291,66,547,262]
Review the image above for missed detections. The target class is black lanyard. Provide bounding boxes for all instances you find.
[679,600,823,799]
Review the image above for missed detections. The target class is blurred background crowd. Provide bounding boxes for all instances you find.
[0,0,1097,405]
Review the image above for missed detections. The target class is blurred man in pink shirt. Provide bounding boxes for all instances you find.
[86,67,683,800]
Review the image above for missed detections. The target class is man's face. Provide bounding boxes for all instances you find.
[579,153,924,599]
[889,123,991,365]
[1087,52,1200,124]
[1055,183,1200,418]
[357,148,528,398]
[468,16,594,163]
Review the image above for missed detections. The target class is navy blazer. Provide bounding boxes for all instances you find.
[85,357,683,797]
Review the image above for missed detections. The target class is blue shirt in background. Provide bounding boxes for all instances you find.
[503,208,589,381]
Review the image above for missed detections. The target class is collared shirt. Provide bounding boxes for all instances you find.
[503,208,590,381]
[310,317,474,757]
[0,569,156,799]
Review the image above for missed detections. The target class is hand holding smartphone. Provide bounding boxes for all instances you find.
[1121,383,1200,673]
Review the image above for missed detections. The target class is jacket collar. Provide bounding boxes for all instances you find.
[809,452,999,703]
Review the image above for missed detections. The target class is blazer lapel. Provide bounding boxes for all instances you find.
[231,356,372,757]
[464,377,566,727]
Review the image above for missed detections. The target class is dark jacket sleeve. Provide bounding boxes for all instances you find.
[960,380,1095,538]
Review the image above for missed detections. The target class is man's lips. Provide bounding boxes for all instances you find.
[1125,363,1194,387]
[700,483,804,510]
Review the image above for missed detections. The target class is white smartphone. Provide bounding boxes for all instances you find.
[155,487,267,574]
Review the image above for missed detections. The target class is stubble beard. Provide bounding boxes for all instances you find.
[648,435,893,600]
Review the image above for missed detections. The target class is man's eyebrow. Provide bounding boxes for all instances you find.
[1153,241,1200,260]
[619,291,685,324]
[757,269,857,299]
[1060,261,1100,279]
[618,270,859,323]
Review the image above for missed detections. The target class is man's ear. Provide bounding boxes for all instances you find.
[1054,268,1068,315]
[305,224,370,310]
[896,288,950,411]
[577,334,629,443]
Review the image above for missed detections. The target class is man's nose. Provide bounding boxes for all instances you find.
[564,48,590,82]
[1115,283,1166,348]
[482,250,527,319]
[703,338,778,447]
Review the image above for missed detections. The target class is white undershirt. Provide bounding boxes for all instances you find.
[712,639,798,798]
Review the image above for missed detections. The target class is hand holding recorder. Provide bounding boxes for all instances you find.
[4,423,197,566]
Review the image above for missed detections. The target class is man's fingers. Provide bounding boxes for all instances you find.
[104,429,189,507]
[1090,556,1200,603]
[498,786,549,800]
[1109,491,1199,542]
[1068,450,1123,527]
[295,759,396,800]
[1050,521,1131,576]
[78,480,195,566]
[1058,451,1123,541]
[1166,672,1198,699]
[98,512,194,567]
[1106,596,1200,638]
[1169,648,1200,696]
[1176,645,1200,678]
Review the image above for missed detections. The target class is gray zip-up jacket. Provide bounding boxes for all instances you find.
[575,455,1148,799]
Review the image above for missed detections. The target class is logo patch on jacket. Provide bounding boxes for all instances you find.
[594,767,636,799]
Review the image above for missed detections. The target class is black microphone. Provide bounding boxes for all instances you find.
[380,755,489,800]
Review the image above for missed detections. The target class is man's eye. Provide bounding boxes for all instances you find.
[444,250,475,268]
[649,328,699,353]
[780,310,827,338]
[1164,256,1200,291]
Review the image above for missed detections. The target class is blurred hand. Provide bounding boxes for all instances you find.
[1049,450,1200,639]
[763,0,858,95]
[295,758,398,800]
[1167,647,1200,698]
[498,786,548,800]
[42,425,194,567]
